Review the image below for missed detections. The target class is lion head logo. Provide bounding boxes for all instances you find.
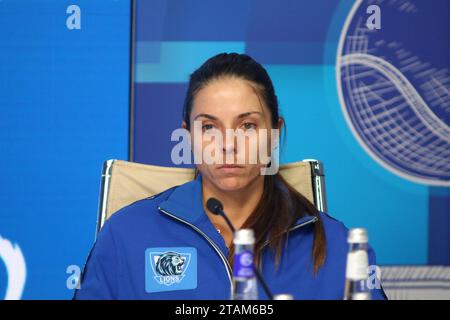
[147,248,194,287]
[155,252,186,276]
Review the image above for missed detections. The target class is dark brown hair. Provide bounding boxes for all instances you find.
[183,53,326,274]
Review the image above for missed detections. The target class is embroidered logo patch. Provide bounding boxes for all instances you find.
[145,247,197,293]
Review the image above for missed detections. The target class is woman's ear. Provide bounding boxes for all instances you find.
[181,121,193,147]
[277,117,285,130]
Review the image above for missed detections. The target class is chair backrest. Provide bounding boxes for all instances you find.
[96,159,327,235]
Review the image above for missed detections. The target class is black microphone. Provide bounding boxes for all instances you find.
[206,197,275,300]
[206,198,236,233]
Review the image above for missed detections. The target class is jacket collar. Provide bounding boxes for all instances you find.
[292,215,318,229]
[157,173,318,228]
[157,173,206,226]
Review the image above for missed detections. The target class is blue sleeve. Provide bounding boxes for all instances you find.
[73,221,119,300]
[367,244,388,300]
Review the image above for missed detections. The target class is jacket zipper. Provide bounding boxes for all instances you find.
[260,216,318,250]
[157,206,234,293]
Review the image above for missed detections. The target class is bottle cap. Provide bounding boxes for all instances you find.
[351,292,371,300]
[233,229,255,245]
[274,294,294,300]
[347,228,368,244]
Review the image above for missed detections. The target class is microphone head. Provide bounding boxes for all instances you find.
[206,197,223,215]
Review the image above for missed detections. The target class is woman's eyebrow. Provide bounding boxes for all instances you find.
[237,111,263,119]
[193,113,217,121]
[193,111,262,121]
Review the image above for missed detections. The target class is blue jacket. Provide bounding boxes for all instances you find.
[74,174,386,300]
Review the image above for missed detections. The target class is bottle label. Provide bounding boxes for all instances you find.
[233,250,255,278]
[345,250,369,280]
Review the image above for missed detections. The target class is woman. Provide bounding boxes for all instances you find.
[74,53,386,300]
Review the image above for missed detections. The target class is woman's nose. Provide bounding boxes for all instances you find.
[222,139,236,154]
[222,132,237,154]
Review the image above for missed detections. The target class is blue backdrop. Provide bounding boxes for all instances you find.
[131,0,449,270]
[0,0,130,299]
[0,0,448,299]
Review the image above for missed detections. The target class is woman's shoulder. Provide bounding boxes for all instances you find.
[102,186,178,232]
[318,211,350,244]
[316,212,378,256]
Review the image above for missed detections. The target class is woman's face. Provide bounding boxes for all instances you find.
[185,77,278,192]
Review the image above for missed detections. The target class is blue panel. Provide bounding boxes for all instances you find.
[136,0,253,41]
[428,187,450,265]
[246,0,338,42]
[135,41,246,83]
[133,83,190,167]
[246,42,327,65]
[135,0,168,42]
[0,0,130,299]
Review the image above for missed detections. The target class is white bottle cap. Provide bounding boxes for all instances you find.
[347,228,368,244]
[233,229,255,245]
[351,292,371,300]
[274,294,294,300]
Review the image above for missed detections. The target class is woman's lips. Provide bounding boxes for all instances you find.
[217,164,244,173]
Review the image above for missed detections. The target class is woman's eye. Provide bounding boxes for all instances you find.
[242,122,257,130]
[202,124,214,131]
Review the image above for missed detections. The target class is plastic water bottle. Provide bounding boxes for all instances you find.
[343,228,371,300]
[231,229,258,300]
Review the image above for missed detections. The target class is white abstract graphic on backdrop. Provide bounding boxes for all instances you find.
[0,235,27,300]
[337,0,450,186]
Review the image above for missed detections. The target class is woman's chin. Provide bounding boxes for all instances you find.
[214,176,247,192]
